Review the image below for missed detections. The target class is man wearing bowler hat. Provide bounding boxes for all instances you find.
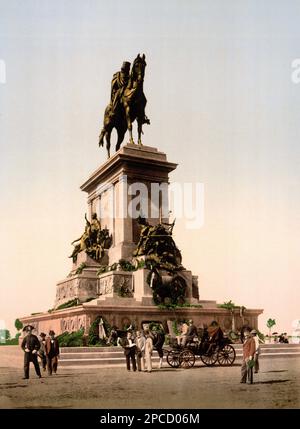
[21,325,42,379]
[45,330,60,375]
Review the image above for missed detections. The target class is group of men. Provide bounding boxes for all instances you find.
[20,321,262,384]
[119,327,165,373]
[21,324,60,379]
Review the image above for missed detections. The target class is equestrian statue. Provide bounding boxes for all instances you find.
[98,54,150,158]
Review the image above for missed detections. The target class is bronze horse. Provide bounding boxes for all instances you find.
[98,54,150,158]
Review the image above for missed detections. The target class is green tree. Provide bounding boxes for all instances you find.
[0,329,10,341]
[266,318,276,340]
[15,319,23,332]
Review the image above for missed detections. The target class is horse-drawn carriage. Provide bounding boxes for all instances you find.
[165,327,236,369]
[107,319,236,369]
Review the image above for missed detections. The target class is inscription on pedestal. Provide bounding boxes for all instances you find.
[98,276,114,295]
[55,274,98,308]
[60,315,88,333]
[97,272,133,297]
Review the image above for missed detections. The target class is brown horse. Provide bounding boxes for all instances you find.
[98,54,150,158]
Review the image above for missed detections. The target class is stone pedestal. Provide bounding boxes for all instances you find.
[54,250,109,309]
[55,269,98,308]
[77,266,200,309]
[97,270,133,299]
[54,144,198,310]
[72,251,108,271]
[80,144,177,265]
[133,268,153,305]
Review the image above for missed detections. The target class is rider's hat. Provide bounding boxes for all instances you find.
[121,61,131,71]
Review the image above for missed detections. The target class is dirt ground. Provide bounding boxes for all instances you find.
[0,346,299,409]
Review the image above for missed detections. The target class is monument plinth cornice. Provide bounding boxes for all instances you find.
[80,144,177,194]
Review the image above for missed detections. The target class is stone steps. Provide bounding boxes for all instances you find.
[59,344,300,368]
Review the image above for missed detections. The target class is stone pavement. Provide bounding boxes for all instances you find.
[0,347,299,409]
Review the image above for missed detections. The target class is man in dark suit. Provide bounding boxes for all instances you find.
[183,319,198,346]
[151,326,165,369]
[121,331,137,371]
[45,330,60,375]
[21,325,42,379]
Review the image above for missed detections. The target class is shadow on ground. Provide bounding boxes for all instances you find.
[255,379,290,384]
[263,370,288,373]
[0,385,28,389]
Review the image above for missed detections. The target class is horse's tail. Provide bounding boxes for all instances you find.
[143,115,150,125]
[155,332,165,349]
[99,105,111,147]
[99,132,104,147]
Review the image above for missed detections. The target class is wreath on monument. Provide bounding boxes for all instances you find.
[147,264,186,306]
[88,315,111,346]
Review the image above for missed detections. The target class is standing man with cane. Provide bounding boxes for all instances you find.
[240,329,256,384]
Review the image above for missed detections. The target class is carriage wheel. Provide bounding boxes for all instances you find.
[200,348,218,366]
[166,350,181,368]
[179,350,195,368]
[217,344,236,366]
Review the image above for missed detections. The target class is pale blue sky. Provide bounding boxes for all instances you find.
[0,0,300,335]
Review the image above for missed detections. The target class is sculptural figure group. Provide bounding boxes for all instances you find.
[133,216,182,271]
[69,213,112,263]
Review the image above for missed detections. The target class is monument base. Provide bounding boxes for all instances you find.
[19,302,263,339]
[20,144,264,337]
